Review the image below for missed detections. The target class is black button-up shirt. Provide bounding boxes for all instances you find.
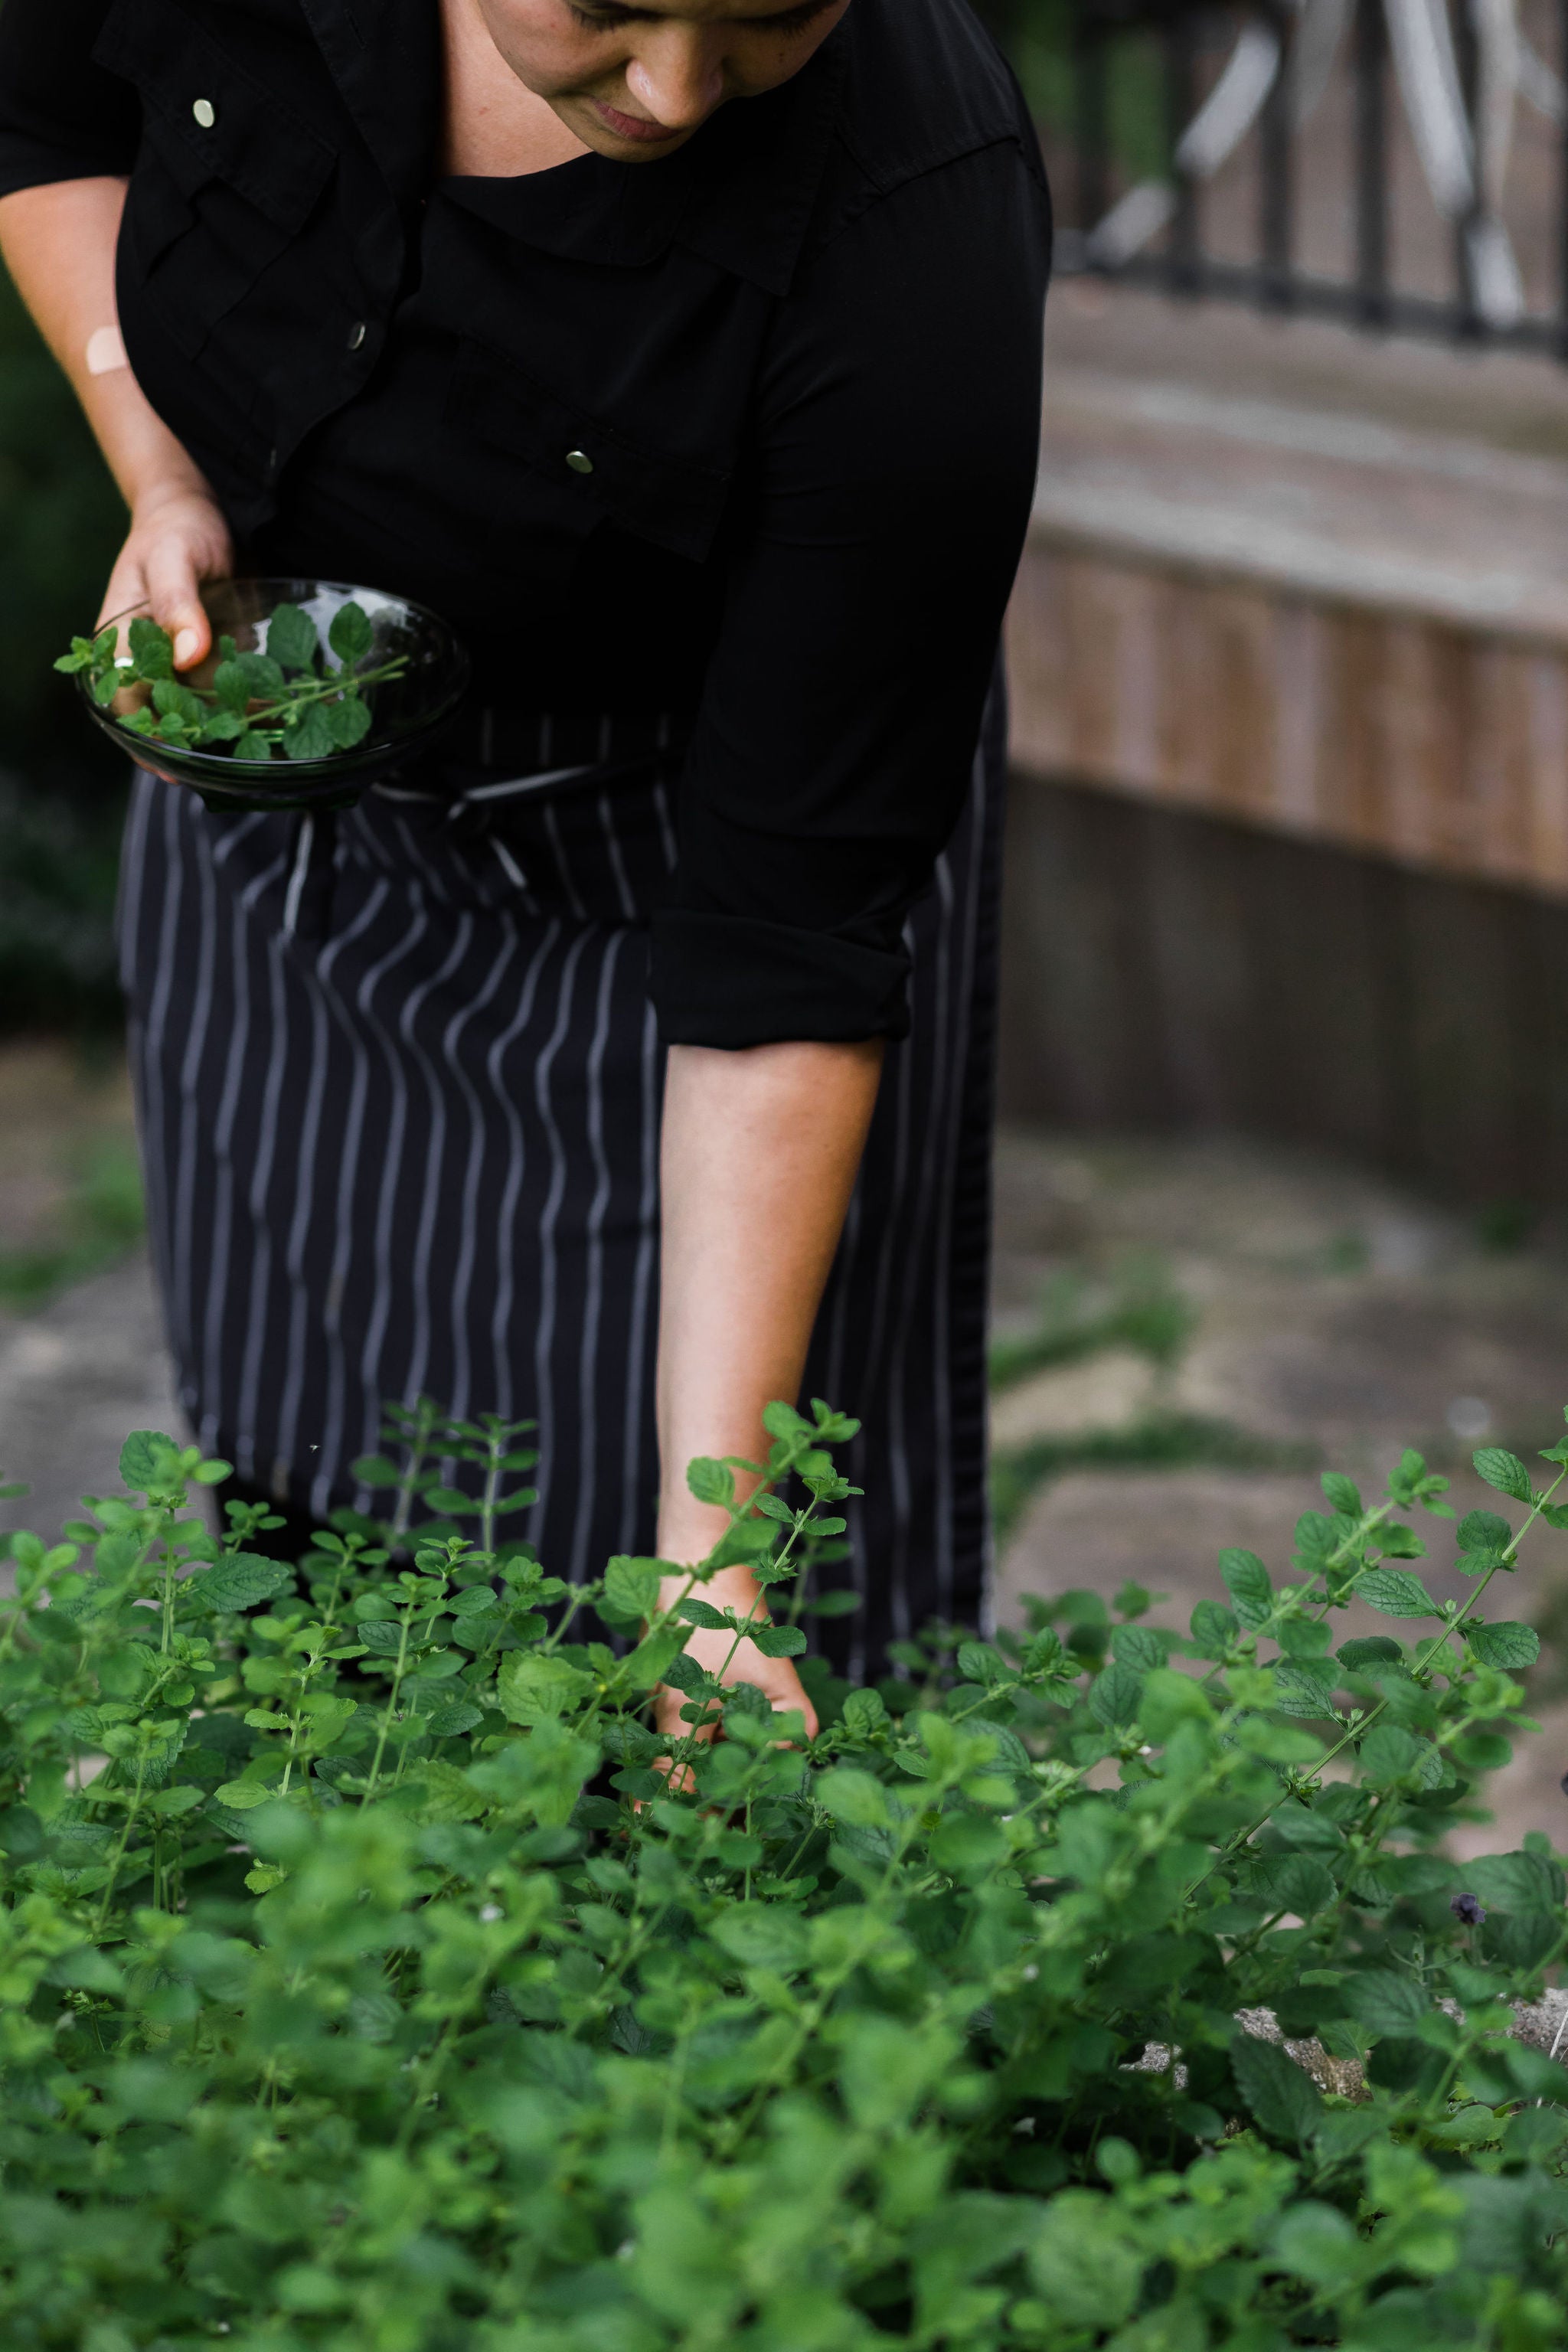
[0,0,1050,1044]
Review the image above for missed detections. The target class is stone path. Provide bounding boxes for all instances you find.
[0,1250,181,1541]
[991,1127,1568,1852]
[0,1040,179,1541]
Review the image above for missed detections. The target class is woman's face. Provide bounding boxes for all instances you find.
[473,0,854,158]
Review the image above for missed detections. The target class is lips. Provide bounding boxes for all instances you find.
[589,96,684,144]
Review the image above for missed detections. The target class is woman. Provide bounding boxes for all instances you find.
[0,0,1050,1733]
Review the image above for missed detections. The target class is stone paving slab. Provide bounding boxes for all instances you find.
[992,1125,1568,1850]
[0,1249,182,1546]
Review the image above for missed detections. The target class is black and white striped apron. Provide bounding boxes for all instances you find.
[117,687,1005,1674]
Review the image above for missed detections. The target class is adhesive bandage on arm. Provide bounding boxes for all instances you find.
[85,324,128,376]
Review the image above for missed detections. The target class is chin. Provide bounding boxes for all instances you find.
[589,127,697,162]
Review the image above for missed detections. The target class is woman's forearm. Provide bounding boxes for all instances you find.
[0,178,206,511]
[0,176,233,658]
[655,1034,884,1569]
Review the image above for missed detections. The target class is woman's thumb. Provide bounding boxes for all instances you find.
[144,538,211,671]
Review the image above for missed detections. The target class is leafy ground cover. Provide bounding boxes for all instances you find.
[2,1399,1568,2348]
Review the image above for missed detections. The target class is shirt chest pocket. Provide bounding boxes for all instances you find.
[446,338,732,569]
[95,0,335,360]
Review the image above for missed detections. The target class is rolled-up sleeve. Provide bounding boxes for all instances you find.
[0,0,136,199]
[649,138,1050,1048]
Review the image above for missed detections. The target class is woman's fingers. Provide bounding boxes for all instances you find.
[142,529,213,670]
[93,491,234,668]
[652,1633,819,1756]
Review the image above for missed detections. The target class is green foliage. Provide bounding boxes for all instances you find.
[57,604,404,764]
[981,0,1171,183]
[2,1401,1568,2347]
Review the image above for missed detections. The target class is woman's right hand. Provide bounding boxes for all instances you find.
[96,482,234,672]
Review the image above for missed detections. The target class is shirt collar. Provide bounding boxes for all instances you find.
[678,29,847,296]
[295,0,440,223]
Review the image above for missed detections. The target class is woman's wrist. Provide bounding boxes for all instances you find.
[127,472,224,527]
[656,1558,769,1625]
[655,1459,767,1572]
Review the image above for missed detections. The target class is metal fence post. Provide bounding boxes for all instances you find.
[1259,0,1295,308]
[1354,0,1390,327]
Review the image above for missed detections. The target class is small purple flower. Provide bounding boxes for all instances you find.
[1451,1891,1487,1926]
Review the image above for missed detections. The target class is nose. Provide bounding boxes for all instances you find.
[625,35,725,130]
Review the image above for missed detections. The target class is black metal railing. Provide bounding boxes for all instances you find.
[1015,0,1568,357]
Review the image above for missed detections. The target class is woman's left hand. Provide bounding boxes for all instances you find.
[653,1560,818,1768]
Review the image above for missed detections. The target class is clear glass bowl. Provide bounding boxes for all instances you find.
[77,577,471,812]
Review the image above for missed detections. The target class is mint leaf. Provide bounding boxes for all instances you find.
[601,1557,661,1624]
[1357,1568,1439,1617]
[1230,2033,1322,2147]
[1089,1661,1143,1727]
[1341,1968,1429,2035]
[1220,1548,1273,1629]
[212,659,251,717]
[1336,1635,1403,1672]
[266,603,320,673]
[328,600,374,665]
[1474,1448,1531,1502]
[1190,1598,1240,1658]
[127,616,174,680]
[283,704,337,762]
[191,1553,294,1612]
[234,651,285,701]
[687,1458,735,1509]
[1467,1622,1540,1670]
[1457,1508,1511,1556]
[751,1624,806,1659]
[423,1701,483,1738]
[323,695,372,749]
[119,1431,179,1492]
[677,1599,732,1631]
[152,679,205,728]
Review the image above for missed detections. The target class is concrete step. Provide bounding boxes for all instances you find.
[1009,284,1568,897]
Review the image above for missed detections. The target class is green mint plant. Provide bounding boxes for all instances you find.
[3,1404,1568,2347]
[54,598,407,763]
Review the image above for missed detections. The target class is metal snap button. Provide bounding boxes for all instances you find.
[566,449,595,476]
[348,322,368,351]
[192,96,217,129]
